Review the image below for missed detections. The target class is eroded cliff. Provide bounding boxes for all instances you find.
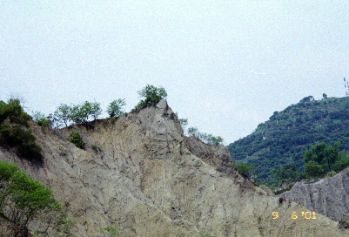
[0,100,347,237]
[281,168,349,224]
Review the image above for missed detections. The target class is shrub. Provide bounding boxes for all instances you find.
[0,99,30,126]
[138,84,167,104]
[0,100,43,164]
[304,160,324,178]
[68,131,85,149]
[132,100,146,113]
[32,111,50,127]
[133,85,167,112]
[0,125,42,161]
[0,160,68,236]
[233,162,254,177]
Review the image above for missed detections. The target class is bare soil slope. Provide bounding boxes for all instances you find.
[0,100,347,237]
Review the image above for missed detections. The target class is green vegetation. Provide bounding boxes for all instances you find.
[32,111,50,127]
[50,86,168,126]
[133,84,167,112]
[103,226,119,237]
[304,142,349,178]
[53,99,127,127]
[0,160,69,236]
[0,99,30,126]
[238,142,349,188]
[188,127,223,145]
[53,104,71,127]
[0,99,42,163]
[68,131,85,149]
[107,99,126,118]
[200,234,215,237]
[52,101,102,127]
[232,162,254,177]
[271,164,303,187]
[69,101,102,125]
[228,96,349,186]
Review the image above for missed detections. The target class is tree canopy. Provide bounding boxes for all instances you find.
[0,160,69,236]
[304,142,349,178]
[107,99,126,118]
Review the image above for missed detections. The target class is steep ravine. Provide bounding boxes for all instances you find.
[0,100,348,236]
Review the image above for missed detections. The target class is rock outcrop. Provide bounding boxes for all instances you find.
[1,100,348,236]
[281,168,349,224]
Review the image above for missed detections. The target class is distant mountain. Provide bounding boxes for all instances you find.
[228,96,349,186]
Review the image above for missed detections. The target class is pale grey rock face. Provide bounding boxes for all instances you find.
[281,168,349,222]
[1,100,348,237]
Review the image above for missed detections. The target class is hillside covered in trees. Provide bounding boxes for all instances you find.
[228,96,349,187]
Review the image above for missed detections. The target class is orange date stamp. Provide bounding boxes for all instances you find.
[272,211,317,220]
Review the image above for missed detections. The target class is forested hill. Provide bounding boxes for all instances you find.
[228,96,349,186]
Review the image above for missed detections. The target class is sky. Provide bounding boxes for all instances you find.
[1,1,349,143]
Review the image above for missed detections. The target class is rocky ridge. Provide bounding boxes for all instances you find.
[281,168,349,224]
[0,100,348,236]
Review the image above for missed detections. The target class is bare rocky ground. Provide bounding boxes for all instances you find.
[281,168,349,225]
[0,100,348,237]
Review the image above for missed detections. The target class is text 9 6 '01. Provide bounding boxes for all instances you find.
[272,211,317,220]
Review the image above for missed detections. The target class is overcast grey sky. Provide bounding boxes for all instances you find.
[1,1,348,143]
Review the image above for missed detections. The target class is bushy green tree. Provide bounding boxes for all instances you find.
[0,160,68,236]
[304,160,324,178]
[68,105,83,124]
[107,99,126,118]
[133,85,167,111]
[90,102,102,120]
[304,143,338,176]
[68,131,85,149]
[53,104,72,127]
[69,101,102,125]
[138,84,167,104]
[303,142,349,179]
